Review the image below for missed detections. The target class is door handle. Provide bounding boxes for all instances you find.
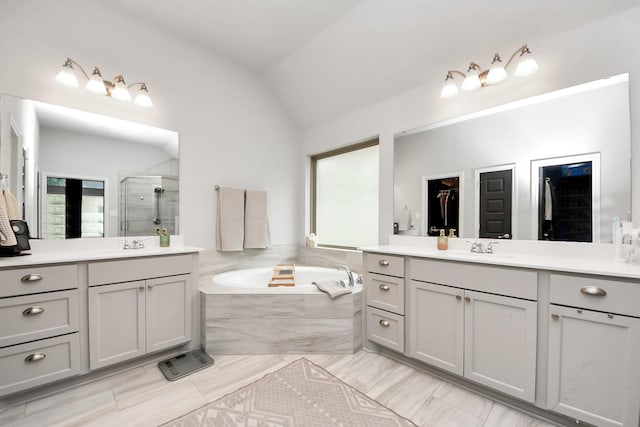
[580,286,607,297]
[21,274,43,283]
[23,306,45,316]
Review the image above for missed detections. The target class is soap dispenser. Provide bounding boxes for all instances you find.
[437,229,448,250]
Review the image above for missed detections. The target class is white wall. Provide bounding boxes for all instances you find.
[0,0,300,250]
[302,7,640,244]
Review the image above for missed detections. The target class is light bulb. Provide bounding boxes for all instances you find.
[85,67,107,95]
[110,75,131,101]
[55,61,79,88]
[486,54,507,85]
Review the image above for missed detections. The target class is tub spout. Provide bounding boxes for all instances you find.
[338,265,354,287]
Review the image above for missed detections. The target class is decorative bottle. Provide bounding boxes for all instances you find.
[437,229,448,250]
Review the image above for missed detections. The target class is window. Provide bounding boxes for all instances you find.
[46,177,105,239]
[311,140,379,249]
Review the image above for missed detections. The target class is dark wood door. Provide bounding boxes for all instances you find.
[479,169,512,239]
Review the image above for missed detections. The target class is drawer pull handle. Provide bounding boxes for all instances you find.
[23,306,45,316]
[379,319,390,327]
[379,284,390,291]
[456,295,462,301]
[551,314,559,320]
[25,353,46,363]
[21,274,43,283]
[580,286,607,297]
[378,260,389,267]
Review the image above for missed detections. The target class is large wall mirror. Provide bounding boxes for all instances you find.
[394,74,631,243]
[0,95,179,239]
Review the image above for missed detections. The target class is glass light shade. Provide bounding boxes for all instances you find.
[461,70,481,91]
[111,82,131,101]
[440,81,459,98]
[55,66,79,88]
[85,75,107,95]
[486,64,507,84]
[134,91,153,108]
[515,55,539,76]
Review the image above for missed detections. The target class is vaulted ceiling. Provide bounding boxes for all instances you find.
[107,0,639,127]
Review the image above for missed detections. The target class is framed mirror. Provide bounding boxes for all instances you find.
[394,74,630,243]
[0,95,179,239]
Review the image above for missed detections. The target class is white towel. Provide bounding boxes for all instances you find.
[244,190,270,249]
[544,179,553,221]
[216,187,245,252]
[0,193,17,246]
[313,280,352,298]
[3,190,21,220]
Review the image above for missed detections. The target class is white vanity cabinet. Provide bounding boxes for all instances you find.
[547,273,640,427]
[0,264,81,396]
[88,255,192,370]
[409,258,537,403]
[364,253,405,353]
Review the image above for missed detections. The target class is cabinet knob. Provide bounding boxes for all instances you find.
[608,313,614,319]
[464,297,471,303]
[148,284,153,290]
[379,284,390,291]
[456,295,462,301]
[551,314,559,320]
[21,274,43,283]
[378,260,389,266]
[22,306,45,316]
[379,319,390,327]
[24,353,46,363]
[580,286,607,297]
[139,286,144,291]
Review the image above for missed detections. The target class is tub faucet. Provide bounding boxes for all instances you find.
[338,265,354,287]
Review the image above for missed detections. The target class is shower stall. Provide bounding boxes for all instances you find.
[120,176,179,236]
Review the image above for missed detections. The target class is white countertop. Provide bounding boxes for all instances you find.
[0,236,201,268]
[362,241,640,280]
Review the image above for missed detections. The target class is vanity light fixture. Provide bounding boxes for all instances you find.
[55,58,153,108]
[440,44,539,98]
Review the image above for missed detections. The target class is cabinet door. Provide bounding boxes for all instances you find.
[409,281,464,375]
[89,281,146,370]
[464,291,537,402]
[146,274,192,353]
[547,305,640,427]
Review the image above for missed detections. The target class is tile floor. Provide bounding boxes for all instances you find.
[0,350,557,427]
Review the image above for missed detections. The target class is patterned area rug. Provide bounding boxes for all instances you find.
[162,358,417,426]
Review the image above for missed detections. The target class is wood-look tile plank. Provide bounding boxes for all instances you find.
[416,397,484,427]
[483,403,558,427]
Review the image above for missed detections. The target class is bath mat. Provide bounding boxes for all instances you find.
[158,349,214,381]
[161,358,416,426]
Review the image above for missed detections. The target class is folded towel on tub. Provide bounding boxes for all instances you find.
[244,189,270,249]
[312,280,352,298]
[216,186,245,252]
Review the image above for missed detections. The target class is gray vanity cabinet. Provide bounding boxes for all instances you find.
[547,274,640,427]
[408,258,538,403]
[88,255,192,370]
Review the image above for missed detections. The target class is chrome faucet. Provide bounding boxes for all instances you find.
[338,265,354,287]
[466,240,498,254]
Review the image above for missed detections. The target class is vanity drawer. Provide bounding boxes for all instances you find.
[366,307,404,353]
[0,264,78,298]
[366,273,404,315]
[0,333,80,397]
[0,290,79,348]
[88,254,192,286]
[365,253,404,277]
[410,258,537,300]
[550,273,640,317]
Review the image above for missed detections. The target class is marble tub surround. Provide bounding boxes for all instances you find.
[201,289,362,354]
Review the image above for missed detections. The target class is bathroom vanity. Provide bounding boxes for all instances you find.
[363,238,640,427]
[0,238,199,398]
